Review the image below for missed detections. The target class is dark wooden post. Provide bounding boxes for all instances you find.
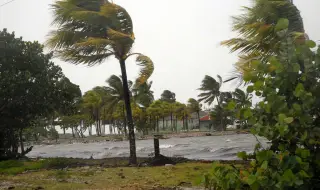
[154,134,161,158]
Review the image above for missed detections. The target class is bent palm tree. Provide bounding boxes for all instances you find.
[105,75,133,136]
[47,0,154,164]
[187,98,202,129]
[198,75,223,106]
[232,88,252,108]
[222,0,305,85]
[132,81,154,108]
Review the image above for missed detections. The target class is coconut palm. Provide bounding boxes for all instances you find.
[160,90,176,103]
[232,88,252,108]
[187,98,202,129]
[132,81,154,108]
[104,75,133,136]
[82,90,103,136]
[222,0,305,85]
[198,75,223,106]
[47,0,154,164]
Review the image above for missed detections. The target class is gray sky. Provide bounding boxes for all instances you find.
[0,0,319,104]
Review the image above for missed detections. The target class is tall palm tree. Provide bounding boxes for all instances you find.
[198,75,233,130]
[160,90,176,103]
[104,75,133,136]
[82,90,103,136]
[132,81,154,108]
[47,0,154,164]
[232,88,252,108]
[198,75,223,106]
[222,0,305,85]
[232,88,252,128]
[187,98,202,129]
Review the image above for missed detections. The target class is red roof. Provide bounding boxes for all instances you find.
[200,115,211,121]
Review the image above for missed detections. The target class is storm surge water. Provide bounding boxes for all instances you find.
[27,134,267,160]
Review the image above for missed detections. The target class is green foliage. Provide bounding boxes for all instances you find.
[198,75,222,105]
[160,90,176,103]
[222,0,305,85]
[0,29,81,160]
[202,26,320,189]
[187,98,202,114]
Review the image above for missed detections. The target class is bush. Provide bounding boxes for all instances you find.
[202,20,320,190]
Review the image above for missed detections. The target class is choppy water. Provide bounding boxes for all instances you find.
[27,134,267,160]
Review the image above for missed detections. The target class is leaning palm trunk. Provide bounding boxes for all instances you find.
[122,104,128,137]
[120,59,136,164]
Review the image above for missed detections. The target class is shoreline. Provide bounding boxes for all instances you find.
[29,130,250,146]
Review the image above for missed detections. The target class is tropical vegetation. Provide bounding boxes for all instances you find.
[1,0,320,189]
[202,0,320,189]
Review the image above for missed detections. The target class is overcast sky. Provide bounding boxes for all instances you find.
[0,0,319,104]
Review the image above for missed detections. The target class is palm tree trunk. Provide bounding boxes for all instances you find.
[186,116,189,132]
[162,117,165,130]
[156,118,159,133]
[71,127,75,138]
[182,116,185,131]
[119,59,137,165]
[19,128,24,154]
[122,104,128,137]
[197,111,200,129]
[170,113,173,132]
[89,125,92,136]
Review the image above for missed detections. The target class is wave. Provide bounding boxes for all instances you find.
[174,143,190,148]
[159,143,190,149]
[137,147,150,152]
[108,146,126,150]
[160,144,174,149]
[200,146,239,153]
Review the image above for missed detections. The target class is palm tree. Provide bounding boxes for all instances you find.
[198,75,234,131]
[132,81,154,108]
[47,0,154,164]
[104,75,133,136]
[232,88,252,108]
[198,75,223,106]
[222,0,305,85]
[187,98,202,129]
[160,90,176,103]
[82,90,103,136]
[147,100,163,133]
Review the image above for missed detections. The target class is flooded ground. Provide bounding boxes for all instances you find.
[27,134,268,160]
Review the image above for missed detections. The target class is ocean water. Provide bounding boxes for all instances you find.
[27,134,267,160]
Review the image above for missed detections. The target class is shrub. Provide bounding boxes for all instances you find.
[202,19,320,190]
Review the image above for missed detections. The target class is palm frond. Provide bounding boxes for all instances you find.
[217,75,223,88]
[54,49,114,66]
[222,0,305,85]
[47,0,135,66]
[135,54,154,85]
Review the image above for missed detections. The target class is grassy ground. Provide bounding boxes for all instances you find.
[0,158,248,189]
[0,160,211,190]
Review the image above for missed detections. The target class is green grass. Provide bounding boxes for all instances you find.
[0,162,212,189]
[0,160,45,175]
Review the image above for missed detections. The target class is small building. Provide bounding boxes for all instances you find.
[199,114,213,131]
